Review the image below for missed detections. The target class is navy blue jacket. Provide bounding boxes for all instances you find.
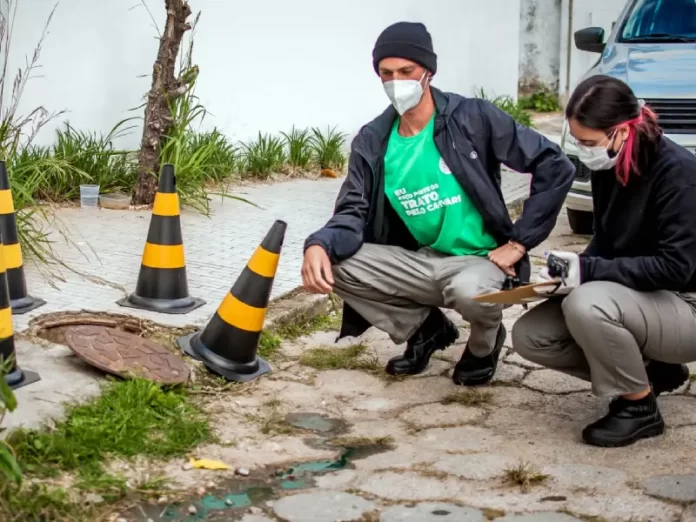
[305,87,575,339]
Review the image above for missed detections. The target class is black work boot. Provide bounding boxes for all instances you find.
[646,360,689,396]
[451,324,506,386]
[385,308,460,376]
[581,392,664,447]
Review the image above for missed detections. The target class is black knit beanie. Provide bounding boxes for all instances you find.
[372,22,437,76]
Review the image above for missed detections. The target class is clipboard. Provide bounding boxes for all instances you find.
[472,281,560,305]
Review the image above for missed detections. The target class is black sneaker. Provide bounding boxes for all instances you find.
[451,324,506,386]
[385,308,460,376]
[581,392,665,447]
[646,360,689,396]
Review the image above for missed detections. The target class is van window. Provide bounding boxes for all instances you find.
[621,0,696,39]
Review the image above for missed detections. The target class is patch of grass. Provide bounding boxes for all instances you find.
[240,132,287,179]
[441,389,492,407]
[519,90,560,113]
[275,309,343,340]
[281,126,313,171]
[10,378,212,478]
[2,378,212,519]
[475,88,534,128]
[246,397,294,436]
[502,461,549,491]
[0,358,21,485]
[0,483,101,522]
[299,343,381,373]
[258,330,283,359]
[326,435,395,449]
[482,507,506,520]
[256,307,342,361]
[310,126,347,171]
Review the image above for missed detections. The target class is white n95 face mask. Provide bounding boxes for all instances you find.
[575,131,624,171]
[383,72,428,115]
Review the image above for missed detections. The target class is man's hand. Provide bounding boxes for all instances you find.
[301,245,334,294]
[488,241,525,276]
[533,250,581,295]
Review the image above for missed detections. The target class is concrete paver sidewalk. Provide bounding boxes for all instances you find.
[102,211,696,522]
[17,171,530,334]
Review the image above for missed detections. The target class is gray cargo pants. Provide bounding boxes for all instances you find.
[511,281,696,398]
[331,243,507,356]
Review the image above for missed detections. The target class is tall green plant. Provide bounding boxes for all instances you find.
[0,357,22,484]
[475,88,535,129]
[0,1,79,263]
[310,126,347,171]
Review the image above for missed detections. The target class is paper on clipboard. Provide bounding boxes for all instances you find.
[471,281,560,305]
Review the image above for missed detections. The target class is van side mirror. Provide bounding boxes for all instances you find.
[575,27,606,53]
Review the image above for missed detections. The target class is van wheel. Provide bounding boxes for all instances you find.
[567,209,594,235]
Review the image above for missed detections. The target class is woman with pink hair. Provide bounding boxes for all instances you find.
[512,75,696,448]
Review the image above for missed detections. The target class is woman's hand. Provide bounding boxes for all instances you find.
[488,241,526,276]
[533,251,582,295]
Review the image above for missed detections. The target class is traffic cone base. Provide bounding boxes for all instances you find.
[0,258,39,390]
[178,220,286,383]
[178,330,270,383]
[0,164,46,315]
[117,165,204,314]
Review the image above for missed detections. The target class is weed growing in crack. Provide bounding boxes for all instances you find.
[441,388,492,407]
[299,343,381,373]
[246,397,294,436]
[275,310,342,340]
[481,507,506,520]
[502,461,549,491]
[559,510,608,522]
[255,304,343,361]
[326,435,395,449]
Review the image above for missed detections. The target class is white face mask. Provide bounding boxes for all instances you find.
[383,72,428,115]
[575,131,624,171]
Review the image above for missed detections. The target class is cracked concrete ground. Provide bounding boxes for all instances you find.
[105,211,696,522]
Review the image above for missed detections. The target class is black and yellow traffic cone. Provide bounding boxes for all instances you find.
[0,230,40,390]
[117,164,205,314]
[177,220,287,382]
[0,161,46,315]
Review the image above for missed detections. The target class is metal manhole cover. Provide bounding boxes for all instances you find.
[64,325,190,384]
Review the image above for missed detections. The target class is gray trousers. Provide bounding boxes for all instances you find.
[331,244,507,356]
[511,281,696,398]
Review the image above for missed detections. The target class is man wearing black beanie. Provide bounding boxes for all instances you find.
[302,22,575,386]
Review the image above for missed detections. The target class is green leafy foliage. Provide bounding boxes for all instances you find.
[0,357,21,485]
[310,126,347,170]
[241,132,287,178]
[475,88,535,128]
[518,91,561,113]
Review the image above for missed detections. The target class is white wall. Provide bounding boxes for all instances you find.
[7,0,521,150]
[519,0,562,92]
[558,0,628,101]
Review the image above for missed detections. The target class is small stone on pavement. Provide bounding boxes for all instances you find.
[380,502,485,521]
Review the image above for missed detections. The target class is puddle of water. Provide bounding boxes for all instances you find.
[128,455,352,521]
[285,412,345,433]
[124,414,391,521]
